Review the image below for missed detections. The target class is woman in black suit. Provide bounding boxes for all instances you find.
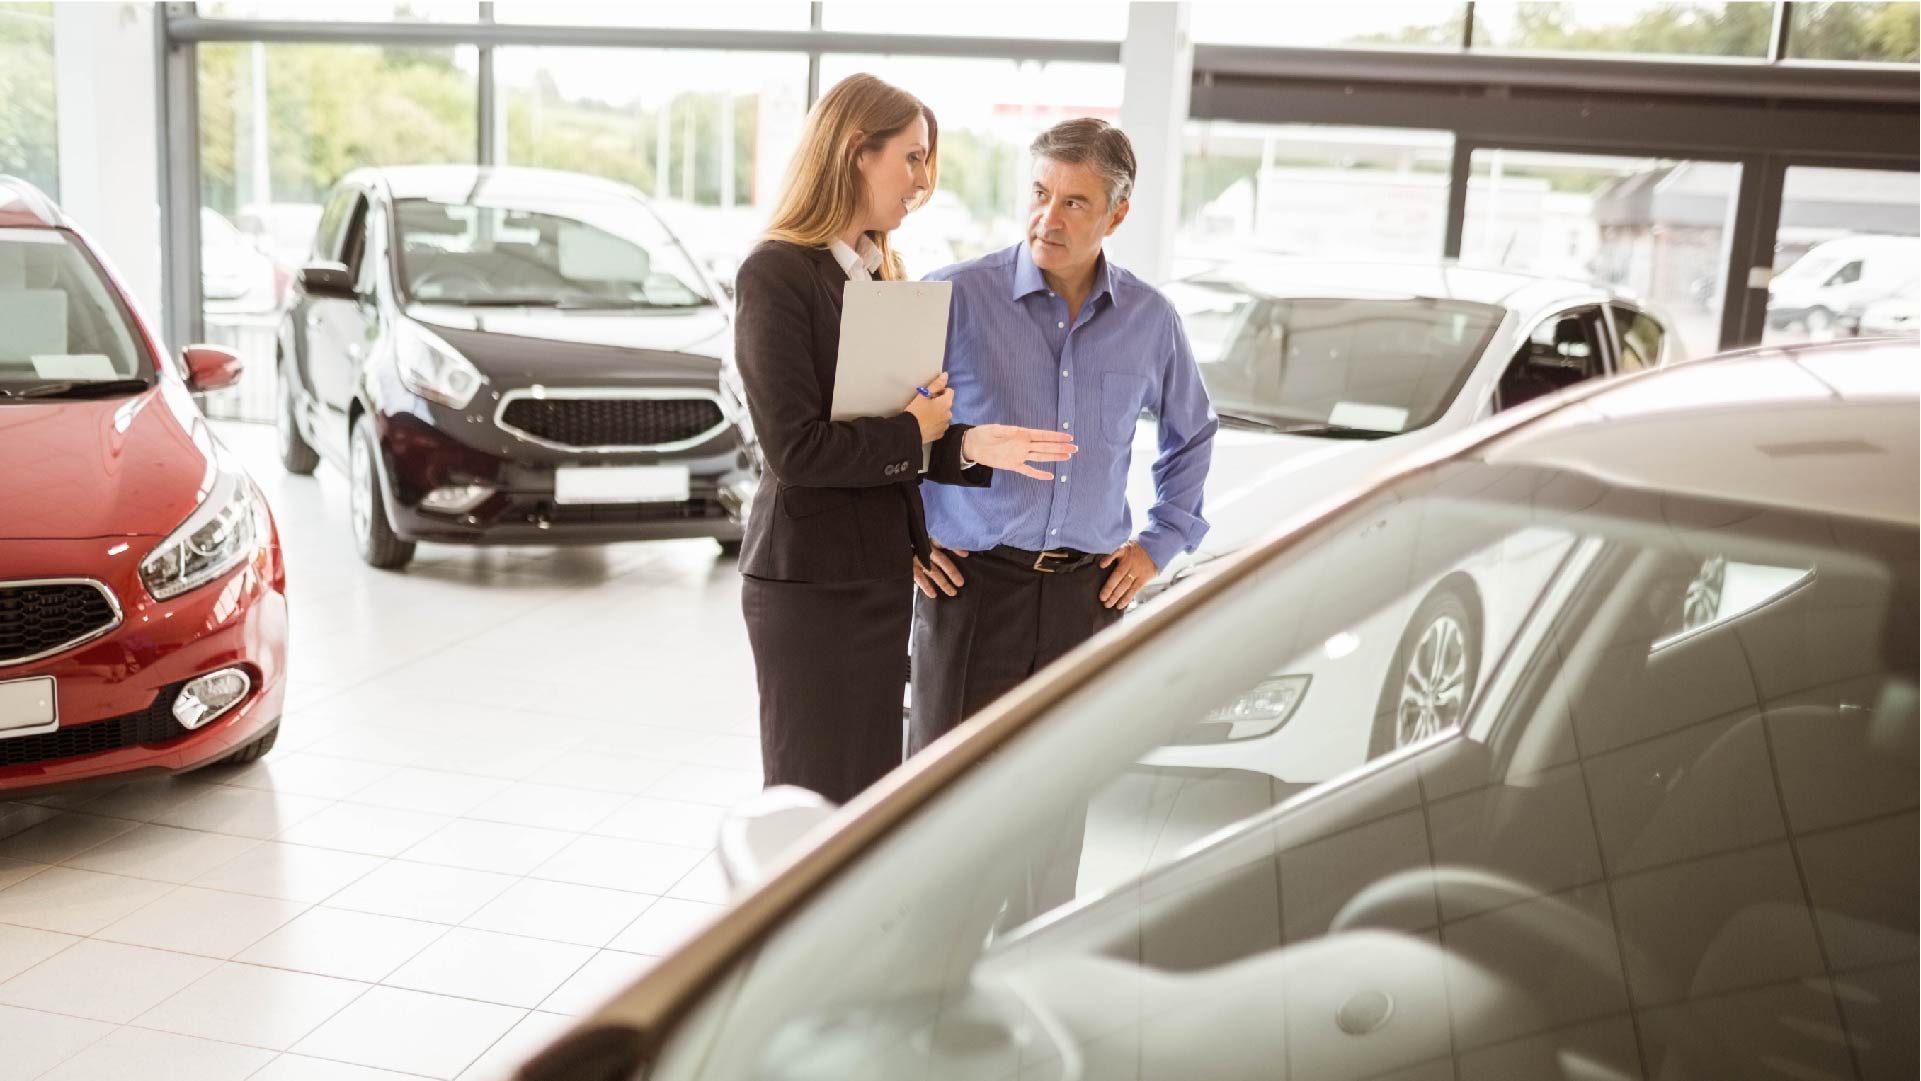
[733,74,1075,804]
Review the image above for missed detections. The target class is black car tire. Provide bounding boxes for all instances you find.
[197,720,280,770]
[718,539,743,559]
[277,359,320,476]
[1369,586,1481,758]
[350,414,416,570]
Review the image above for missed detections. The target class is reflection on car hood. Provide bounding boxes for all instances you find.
[409,305,727,357]
[409,306,730,387]
[0,384,212,540]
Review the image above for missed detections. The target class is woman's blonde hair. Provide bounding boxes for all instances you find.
[763,73,938,282]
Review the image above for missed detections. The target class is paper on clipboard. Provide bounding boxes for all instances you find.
[830,279,952,421]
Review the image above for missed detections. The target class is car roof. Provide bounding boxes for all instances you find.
[1485,338,1920,528]
[0,175,66,230]
[1180,257,1620,311]
[343,164,652,207]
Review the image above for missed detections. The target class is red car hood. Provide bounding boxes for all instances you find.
[0,385,214,541]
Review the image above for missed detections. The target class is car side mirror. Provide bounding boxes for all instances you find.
[299,260,357,300]
[717,785,836,889]
[181,345,243,393]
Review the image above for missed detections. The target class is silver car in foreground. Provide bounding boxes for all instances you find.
[527,338,1917,1081]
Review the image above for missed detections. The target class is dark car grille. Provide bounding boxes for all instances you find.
[0,685,187,770]
[499,397,726,449]
[0,582,118,666]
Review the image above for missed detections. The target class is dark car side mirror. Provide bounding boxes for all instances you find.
[299,261,357,300]
[182,345,244,393]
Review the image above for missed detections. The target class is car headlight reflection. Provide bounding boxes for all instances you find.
[140,470,265,601]
[398,324,484,409]
[1177,674,1311,744]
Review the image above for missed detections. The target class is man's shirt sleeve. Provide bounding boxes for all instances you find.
[1137,305,1218,570]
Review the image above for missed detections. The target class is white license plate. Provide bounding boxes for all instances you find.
[0,677,56,736]
[554,465,691,505]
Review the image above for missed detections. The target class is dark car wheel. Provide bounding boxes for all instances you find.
[718,539,743,559]
[1370,586,1481,758]
[277,359,319,476]
[221,721,279,766]
[350,415,416,570]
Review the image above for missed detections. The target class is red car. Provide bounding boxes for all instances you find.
[0,176,287,794]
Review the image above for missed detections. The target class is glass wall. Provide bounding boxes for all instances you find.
[1763,165,1920,343]
[199,1,480,21]
[492,2,807,30]
[0,2,57,198]
[1190,3,1468,48]
[1472,2,1771,58]
[1463,150,1741,360]
[815,55,1124,276]
[1177,122,1454,274]
[823,3,1125,40]
[1788,2,1921,64]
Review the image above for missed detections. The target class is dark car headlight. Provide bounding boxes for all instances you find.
[140,467,267,601]
[398,323,484,410]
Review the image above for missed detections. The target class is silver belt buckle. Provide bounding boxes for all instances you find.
[1032,549,1068,573]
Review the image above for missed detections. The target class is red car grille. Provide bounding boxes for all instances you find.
[499,397,725,449]
[0,684,187,769]
[0,582,118,666]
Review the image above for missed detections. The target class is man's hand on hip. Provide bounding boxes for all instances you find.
[1098,539,1158,609]
[914,542,970,599]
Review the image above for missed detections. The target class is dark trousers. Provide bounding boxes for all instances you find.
[741,575,910,806]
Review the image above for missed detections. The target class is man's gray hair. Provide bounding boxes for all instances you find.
[1029,118,1136,209]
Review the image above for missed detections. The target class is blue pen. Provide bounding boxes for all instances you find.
[915,385,933,398]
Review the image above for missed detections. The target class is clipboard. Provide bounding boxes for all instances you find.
[830,279,952,421]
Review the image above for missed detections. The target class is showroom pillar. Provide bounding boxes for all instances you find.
[1110,1,1192,286]
[53,2,166,331]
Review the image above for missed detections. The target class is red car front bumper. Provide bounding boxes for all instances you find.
[0,526,288,795]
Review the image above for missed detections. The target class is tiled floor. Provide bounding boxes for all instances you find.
[0,421,755,1080]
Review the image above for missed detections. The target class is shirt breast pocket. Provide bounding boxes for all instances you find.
[1101,372,1153,444]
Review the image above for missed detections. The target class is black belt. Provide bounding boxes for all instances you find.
[981,545,1102,574]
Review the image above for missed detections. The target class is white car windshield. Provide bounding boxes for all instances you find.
[637,395,1917,1081]
[1170,278,1504,438]
[394,197,713,310]
[0,228,150,395]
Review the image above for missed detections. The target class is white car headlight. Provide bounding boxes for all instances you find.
[1177,674,1311,743]
[140,469,265,601]
[398,324,484,409]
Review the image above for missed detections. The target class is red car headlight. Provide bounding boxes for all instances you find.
[138,468,266,601]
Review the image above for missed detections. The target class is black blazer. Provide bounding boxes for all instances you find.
[733,239,989,583]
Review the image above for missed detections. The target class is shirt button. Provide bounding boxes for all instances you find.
[1062,422,1070,430]
[1050,529,1059,535]
[1059,476,1068,484]
[1057,321,1065,329]
[1061,371,1069,378]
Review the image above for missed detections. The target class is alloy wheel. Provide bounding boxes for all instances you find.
[1395,614,1469,747]
[349,431,373,548]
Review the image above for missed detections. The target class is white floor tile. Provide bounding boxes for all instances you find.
[97,885,307,959]
[220,754,398,800]
[530,835,706,895]
[251,1054,428,1080]
[325,861,515,925]
[606,897,725,956]
[664,852,733,905]
[189,841,383,903]
[345,768,512,817]
[0,923,77,982]
[644,765,760,807]
[0,1003,115,1081]
[384,927,593,1009]
[401,819,574,876]
[464,879,656,948]
[36,1025,273,1081]
[588,796,726,849]
[135,961,367,1051]
[465,783,627,834]
[74,779,221,824]
[236,907,447,983]
[525,750,676,795]
[453,1009,576,1081]
[149,785,335,839]
[0,812,138,864]
[0,857,42,891]
[275,803,452,858]
[64,823,261,884]
[0,939,218,1023]
[0,866,177,935]
[0,802,59,842]
[538,950,657,1016]
[291,986,524,1080]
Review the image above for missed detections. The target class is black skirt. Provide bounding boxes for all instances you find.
[740,574,911,805]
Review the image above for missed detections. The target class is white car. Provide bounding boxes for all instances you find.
[528,338,1917,1081]
[1857,289,1919,337]
[1127,260,1675,773]
[1767,235,1921,338]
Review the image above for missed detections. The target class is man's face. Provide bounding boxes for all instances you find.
[1026,157,1129,280]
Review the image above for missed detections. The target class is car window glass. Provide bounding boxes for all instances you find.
[353,206,384,297]
[0,229,148,385]
[643,458,1917,1081]
[338,197,370,286]
[313,187,356,264]
[1494,306,1605,412]
[1826,260,1864,287]
[1610,303,1665,371]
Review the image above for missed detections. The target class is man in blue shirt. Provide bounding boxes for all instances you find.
[908,118,1217,755]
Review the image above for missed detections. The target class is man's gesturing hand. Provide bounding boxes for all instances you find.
[961,425,1077,481]
[1098,539,1157,610]
[913,544,970,599]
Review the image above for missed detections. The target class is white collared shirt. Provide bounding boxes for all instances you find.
[828,235,883,282]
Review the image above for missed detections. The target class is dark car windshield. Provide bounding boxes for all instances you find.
[394,197,713,310]
[1168,277,1504,437]
[0,227,152,395]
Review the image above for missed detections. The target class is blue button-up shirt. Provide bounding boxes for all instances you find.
[922,242,1217,570]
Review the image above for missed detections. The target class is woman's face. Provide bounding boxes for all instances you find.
[855,115,931,235]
